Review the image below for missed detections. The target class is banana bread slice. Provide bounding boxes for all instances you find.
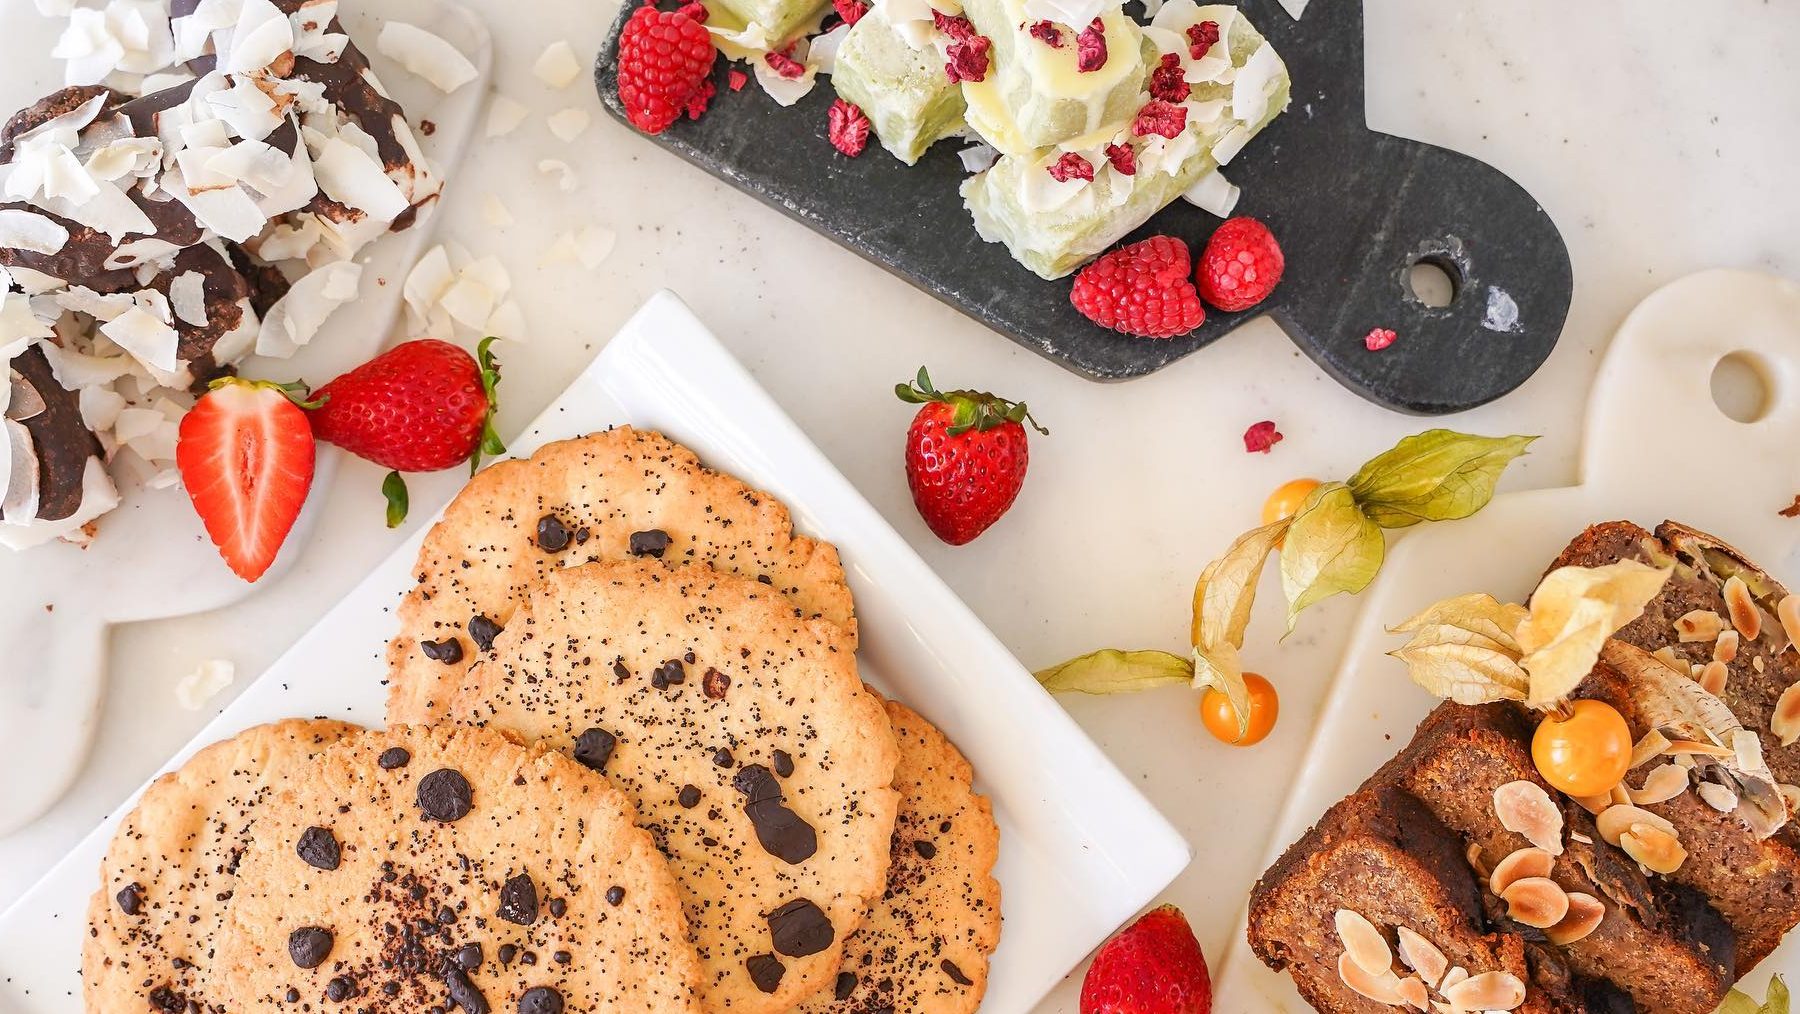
[1380,702,1735,1012]
[1249,784,1586,1014]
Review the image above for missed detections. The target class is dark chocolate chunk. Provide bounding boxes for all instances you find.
[653,659,686,687]
[942,959,973,986]
[116,882,143,915]
[437,905,458,924]
[288,926,334,969]
[547,897,567,918]
[454,942,483,971]
[913,840,937,860]
[518,987,565,1014]
[572,727,617,773]
[712,747,734,768]
[767,898,835,958]
[520,951,537,966]
[732,765,819,864]
[535,514,572,552]
[678,784,701,809]
[605,886,625,906]
[378,747,411,769]
[498,873,539,925]
[417,768,474,822]
[702,667,730,699]
[421,638,464,664]
[834,972,858,1000]
[746,954,786,994]
[295,826,341,871]
[772,750,794,778]
[444,967,489,1014]
[757,574,773,585]
[148,985,185,1012]
[629,529,672,558]
[611,659,631,683]
[498,943,518,965]
[468,614,502,652]
[552,950,571,965]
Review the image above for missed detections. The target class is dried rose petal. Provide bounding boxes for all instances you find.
[1045,152,1094,183]
[944,35,991,83]
[1133,99,1187,139]
[1364,327,1397,351]
[1148,53,1191,103]
[1103,142,1136,176]
[833,0,869,25]
[827,98,870,157]
[764,47,806,79]
[1186,20,1220,60]
[1243,420,1282,454]
[1028,20,1063,47]
[933,10,976,39]
[728,69,748,91]
[1077,17,1107,72]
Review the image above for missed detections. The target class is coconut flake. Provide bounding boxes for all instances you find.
[77,384,127,433]
[486,95,530,138]
[0,210,72,256]
[533,40,583,89]
[313,137,409,222]
[1181,167,1240,217]
[538,159,578,192]
[547,107,591,143]
[168,270,209,326]
[481,193,514,228]
[1211,122,1252,165]
[100,304,180,374]
[402,244,455,328]
[206,76,283,142]
[753,52,819,107]
[957,141,1000,174]
[0,293,55,346]
[1231,41,1281,126]
[225,0,296,75]
[167,166,267,241]
[810,23,852,75]
[256,259,361,358]
[175,657,235,710]
[377,22,479,94]
[572,226,616,269]
[1,419,40,521]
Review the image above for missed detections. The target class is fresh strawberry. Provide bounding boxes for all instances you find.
[1070,236,1205,339]
[616,3,718,135]
[1081,905,1213,1014]
[896,368,1045,546]
[1196,216,1284,312]
[307,338,503,526]
[176,379,317,582]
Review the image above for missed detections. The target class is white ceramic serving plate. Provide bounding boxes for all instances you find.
[0,291,1191,1014]
[1215,269,1800,1009]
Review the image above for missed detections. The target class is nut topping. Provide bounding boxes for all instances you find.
[1488,847,1554,896]
[1663,739,1735,759]
[1494,781,1563,855]
[1779,594,1800,651]
[1697,781,1739,813]
[1464,842,1491,879]
[1628,729,1672,769]
[1333,909,1392,977]
[1396,975,1430,1011]
[1395,927,1448,989]
[1628,763,1690,806]
[1698,660,1729,695]
[1773,681,1800,747]
[1545,892,1606,946]
[1440,970,1526,1011]
[1779,783,1800,813]
[1500,876,1569,929]
[1714,629,1741,664]
[1569,791,1611,816]
[1336,952,1404,1004]
[1439,967,1468,992]
[1620,823,1687,874]
[1652,645,1686,671]
[1596,804,1676,845]
[1725,576,1762,640]
[1675,609,1726,642]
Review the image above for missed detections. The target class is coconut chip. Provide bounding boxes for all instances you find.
[100,304,179,374]
[0,293,55,345]
[377,22,479,94]
[533,40,583,89]
[538,159,578,192]
[486,95,530,138]
[175,657,235,710]
[0,209,72,256]
[168,270,209,327]
[481,193,514,228]
[1180,167,1239,217]
[547,107,591,143]
[256,260,362,358]
[312,137,409,222]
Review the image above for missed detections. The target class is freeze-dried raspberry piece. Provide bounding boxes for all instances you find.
[1187,20,1220,60]
[684,76,716,119]
[728,68,748,91]
[1148,53,1190,102]
[828,98,870,157]
[1046,152,1095,183]
[764,46,806,79]
[1076,17,1106,71]
[834,0,869,25]
[933,10,976,39]
[1133,99,1187,138]
[1243,420,1282,454]
[1103,142,1136,176]
[944,34,991,82]
[677,0,708,20]
[1364,328,1398,351]
[1028,20,1064,47]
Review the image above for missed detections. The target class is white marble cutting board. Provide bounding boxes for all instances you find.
[0,0,492,835]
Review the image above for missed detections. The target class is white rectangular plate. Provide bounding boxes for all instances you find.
[0,291,1190,1013]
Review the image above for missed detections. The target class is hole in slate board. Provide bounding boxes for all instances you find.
[1408,257,1461,308]
[1710,351,1775,424]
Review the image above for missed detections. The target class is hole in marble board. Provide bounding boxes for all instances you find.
[1710,351,1774,424]
[1408,257,1460,309]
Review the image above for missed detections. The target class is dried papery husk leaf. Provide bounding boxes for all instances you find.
[1389,634,1529,706]
[1546,892,1606,946]
[1676,609,1726,643]
[1395,927,1448,989]
[1621,824,1687,875]
[1699,660,1729,695]
[1596,804,1676,845]
[1334,909,1393,977]
[1725,576,1763,641]
[1698,781,1739,813]
[1780,595,1800,652]
[1396,975,1430,1011]
[1190,519,1289,738]
[1441,970,1527,1011]
[1629,729,1672,769]
[1336,952,1404,1004]
[1501,876,1570,928]
[1494,780,1563,855]
[1774,682,1800,748]
[1280,483,1384,630]
[1715,630,1741,664]
[1488,847,1554,896]
[1570,791,1611,816]
[1388,593,1528,652]
[1516,561,1671,706]
[1629,764,1690,806]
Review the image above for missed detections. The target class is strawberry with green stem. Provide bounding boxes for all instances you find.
[896,367,1047,546]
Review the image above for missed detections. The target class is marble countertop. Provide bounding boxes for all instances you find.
[2,0,1797,1009]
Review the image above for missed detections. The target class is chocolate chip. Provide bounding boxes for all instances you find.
[678,784,701,808]
[421,638,464,664]
[547,897,567,918]
[497,944,518,965]
[942,959,972,986]
[703,668,730,699]
[149,986,184,1012]
[653,659,685,687]
[611,659,631,683]
[772,750,794,778]
[732,765,819,864]
[438,905,459,924]
[116,883,143,915]
[296,826,341,871]
[468,614,502,652]
[913,840,937,860]
[767,898,835,958]
[520,951,537,966]
[629,529,672,558]
[454,943,483,971]
[573,727,617,773]
[605,886,625,906]
[518,987,565,1014]
[552,950,571,964]
[712,747,734,768]
[285,988,301,1003]
[746,954,786,994]
[417,768,474,822]
[445,967,489,1014]
[378,747,411,769]
[498,873,538,925]
[289,927,334,968]
[535,514,572,552]
[326,975,355,1002]
[757,573,774,585]
[834,972,858,1000]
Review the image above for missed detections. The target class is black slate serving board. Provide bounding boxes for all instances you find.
[596,0,1572,414]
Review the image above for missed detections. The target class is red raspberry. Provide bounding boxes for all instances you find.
[1133,98,1187,138]
[1197,216,1284,312]
[1046,152,1094,182]
[1148,53,1190,102]
[1187,20,1219,59]
[616,4,717,135]
[833,0,869,25]
[1103,142,1136,176]
[1069,236,1206,339]
[1243,420,1282,454]
[1364,327,1397,351]
[944,34,991,82]
[1076,17,1106,71]
[828,99,870,157]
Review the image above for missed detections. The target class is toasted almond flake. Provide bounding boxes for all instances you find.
[1779,783,1800,813]
[1336,952,1404,1005]
[1724,576,1762,640]
[1715,629,1741,664]
[1756,655,1768,673]
[1664,739,1735,759]
[1439,966,1469,992]
[1628,729,1672,769]
[1494,780,1563,855]
[1628,763,1689,806]
[377,21,479,93]
[1698,781,1739,813]
[1775,683,1800,747]
[1569,791,1611,816]
[1780,595,1800,651]
[1395,927,1447,989]
[1596,803,1676,845]
[1621,823,1686,874]
[1698,659,1728,695]
[1488,847,1554,896]
[1396,975,1429,1011]
[1569,830,1593,845]
[547,107,590,143]
[1652,645,1685,671]
[1609,782,1633,806]
[481,193,514,228]
[1334,909,1392,977]
[1500,876,1569,929]
[486,95,530,138]
[533,40,583,89]
[1676,609,1726,642]
[1441,970,1526,1011]
[1545,892,1605,946]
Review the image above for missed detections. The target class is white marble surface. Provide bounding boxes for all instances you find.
[2,0,1798,1009]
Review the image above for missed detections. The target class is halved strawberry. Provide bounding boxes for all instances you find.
[176,379,317,582]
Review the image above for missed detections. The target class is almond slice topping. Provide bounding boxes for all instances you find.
[1780,594,1800,652]
[1488,847,1554,896]
[1596,804,1676,845]
[1676,609,1726,642]
[1336,952,1404,1004]
[1442,970,1527,1011]
[1628,729,1672,769]
[1621,823,1687,874]
[1697,781,1739,813]
[1545,892,1606,946]
[1494,780,1563,855]
[1501,876,1570,929]
[1698,660,1729,695]
[1395,926,1448,989]
[1715,629,1741,664]
[1629,763,1690,806]
[1569,791,1611,815]
[1334,909,1392,977]
[1465,842,1491,879]
[1439,966,1469,993]
[1396,975,1430,1011]
[1774,682,1800,747]
[1652,645,1686,671]
[1779,783,1800,813]
[1725,576,1762,641]
[1609,782,1634,806]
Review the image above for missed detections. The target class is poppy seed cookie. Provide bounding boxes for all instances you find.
[213,723,705,1013]
[796,700,1001,1014]
[83,719,358,1014]
[387,427,857,725]
[447,559,899,1013]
